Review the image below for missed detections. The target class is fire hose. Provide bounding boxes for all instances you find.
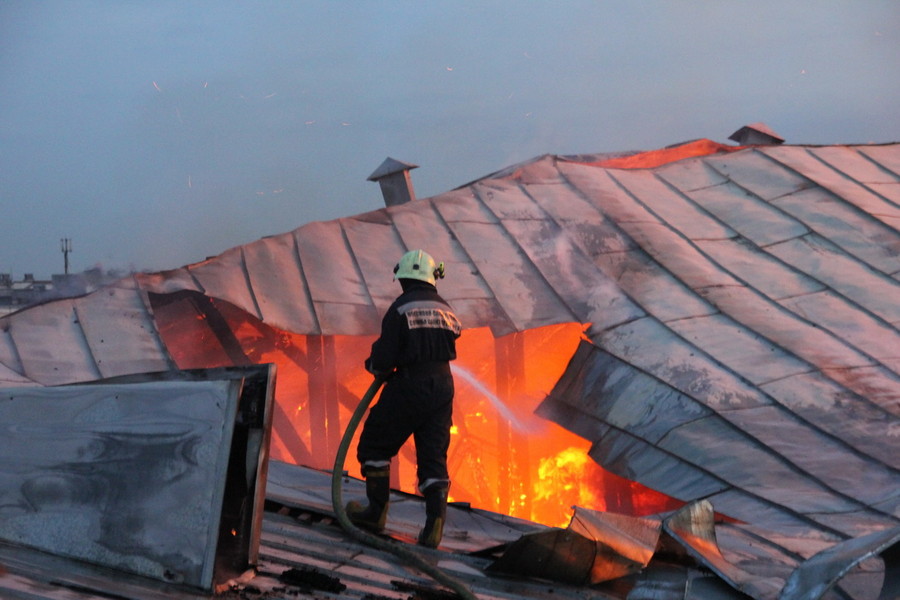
[331,375,478,600]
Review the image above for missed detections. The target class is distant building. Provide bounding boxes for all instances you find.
[0,268,115,316]
[0,273,53,316]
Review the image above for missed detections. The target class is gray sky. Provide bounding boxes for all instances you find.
[2,1,898,279]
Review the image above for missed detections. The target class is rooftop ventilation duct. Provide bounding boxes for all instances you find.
[728,122,785,145]
[368,157,418,207]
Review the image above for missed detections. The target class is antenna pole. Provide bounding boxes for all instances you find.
[60,238,72,275]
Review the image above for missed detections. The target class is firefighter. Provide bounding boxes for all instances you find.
[347,249,462,548]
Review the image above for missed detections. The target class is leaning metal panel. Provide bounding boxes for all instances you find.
[0,364,275,591]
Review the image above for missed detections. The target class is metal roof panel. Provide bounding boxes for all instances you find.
[446,219,575,331]
[294,221,370,306]
[341,215,406,308]
[187,246,260,319]
[593,250,715,322]
[0,319,24,375]
[606,168,736,241]
[8,300,101,385]
[651,155,730,192]
[766,235,900,324]
[704,149,811,201]
[72,284,171,378]
[500,218,640,329]
[810,146,900,183]
[724,405,900,509]
[241,233,320,333]
[771,186,900,275]
[760,373,899,470]
[694,285,876,374]
[591,317,770,411]
[695,237,825,300]
[666,311,810,385]
[762,145,900,230]
[473,179,551,221]
[0,362,34,385]
[684,181,810,247]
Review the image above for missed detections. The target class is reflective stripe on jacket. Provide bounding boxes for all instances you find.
[367,281,461,374]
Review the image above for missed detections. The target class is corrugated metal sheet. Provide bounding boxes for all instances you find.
[0,462,597,600]
[1,139,898,599]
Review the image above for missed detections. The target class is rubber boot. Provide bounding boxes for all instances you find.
[417,481,449,548]
[346,465,390,533]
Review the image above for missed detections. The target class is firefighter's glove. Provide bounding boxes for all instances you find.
[364,358,393,379]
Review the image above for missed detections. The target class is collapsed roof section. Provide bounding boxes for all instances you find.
[0,139,898,576]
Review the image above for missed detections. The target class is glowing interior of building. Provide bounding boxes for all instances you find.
[150,290,681,527]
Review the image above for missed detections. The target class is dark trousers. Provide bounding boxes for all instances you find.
[357,372,454,484]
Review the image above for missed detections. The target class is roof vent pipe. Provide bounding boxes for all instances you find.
[728,122,785,146]
[368,157,418,207]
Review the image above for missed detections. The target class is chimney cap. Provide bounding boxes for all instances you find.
[728,122,785,145]
[367,157,419,181]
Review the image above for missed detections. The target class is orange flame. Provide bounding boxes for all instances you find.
[535,447,602,524]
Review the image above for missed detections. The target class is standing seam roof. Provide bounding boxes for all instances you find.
[1,142,898,596]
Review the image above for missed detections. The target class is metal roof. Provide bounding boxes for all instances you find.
[1,462,572,600]
[8,460,888,600]
[1,139,898,599]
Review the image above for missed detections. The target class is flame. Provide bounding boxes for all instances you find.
[151,293,681,527]
[581,138,743,169]
[537,447,600,503]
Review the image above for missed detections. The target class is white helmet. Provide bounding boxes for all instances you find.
[393,249,445,285]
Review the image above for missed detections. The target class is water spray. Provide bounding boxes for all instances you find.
[451,363,539,434]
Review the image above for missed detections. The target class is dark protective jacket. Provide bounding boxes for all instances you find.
[359,280,462,483]
[366,280,462,375]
